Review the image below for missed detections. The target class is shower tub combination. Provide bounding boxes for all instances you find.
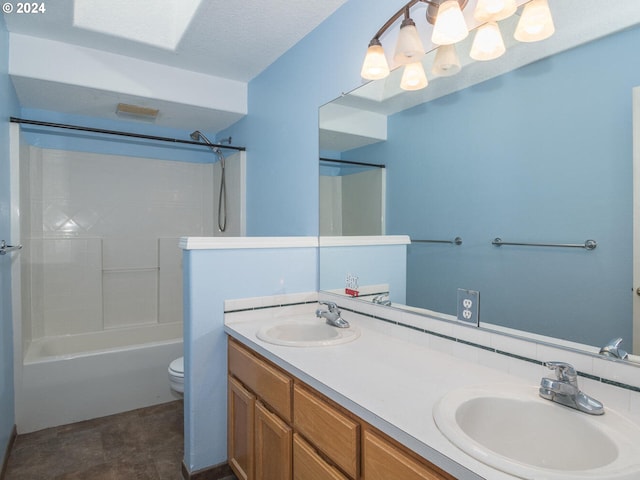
[16,322,183,433]
[9,124,244,434]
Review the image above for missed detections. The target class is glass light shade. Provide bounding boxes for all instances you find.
[431,44,461,77]
[431,0,469,46]
[470,21,506,61]
[400,62,428,91]
[393,19,425,65]
[361,42,390,80]
[514,0,555,42]
[473,0,517,22]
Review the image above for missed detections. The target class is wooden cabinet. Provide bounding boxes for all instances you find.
[293,434,348,480]
[362,429,455,480]
[228,338,292,422]
[255,401,292,480]
[228,338,454,480]
[293,384,359,478]
[228,377,255,480]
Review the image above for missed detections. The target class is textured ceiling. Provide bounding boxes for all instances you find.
[4,0,349,82]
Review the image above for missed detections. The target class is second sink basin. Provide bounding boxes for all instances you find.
[433,384,640,479]
[256,317,360,347]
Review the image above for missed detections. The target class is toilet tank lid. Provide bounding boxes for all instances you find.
[169,357,184,375]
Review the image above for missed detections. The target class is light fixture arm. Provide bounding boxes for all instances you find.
[369,0,441,43]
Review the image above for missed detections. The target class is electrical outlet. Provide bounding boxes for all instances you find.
[457,288,479,326]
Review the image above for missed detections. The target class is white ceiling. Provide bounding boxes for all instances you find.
[4,0,349,81]
[6,0,640,136]
[4,0,349,132]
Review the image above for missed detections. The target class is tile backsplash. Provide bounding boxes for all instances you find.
[226,291,640,413]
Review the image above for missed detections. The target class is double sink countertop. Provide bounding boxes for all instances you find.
[224,304,640,480]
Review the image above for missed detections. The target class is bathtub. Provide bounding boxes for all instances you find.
[16,322,183,433]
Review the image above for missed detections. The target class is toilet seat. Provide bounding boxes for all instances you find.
[169,357,184,376]
[168,356,184,393]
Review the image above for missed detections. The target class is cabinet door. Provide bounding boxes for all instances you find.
[293,434,348,480]
[255,401,292,480]
[293,384,359,478]
[362,430,454,480]
[228,376,255,480]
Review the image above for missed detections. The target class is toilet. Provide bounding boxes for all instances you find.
[168,357,184,394]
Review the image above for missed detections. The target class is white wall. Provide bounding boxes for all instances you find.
[342,168,384,236]
[21,147,220,340]
[319,168,385,236]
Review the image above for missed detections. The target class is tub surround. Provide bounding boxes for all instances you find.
[224,296,640,479]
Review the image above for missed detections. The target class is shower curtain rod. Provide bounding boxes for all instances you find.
[320,157,385,168]
[9,117,246,152]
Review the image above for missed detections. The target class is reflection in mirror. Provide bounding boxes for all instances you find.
[319,1,640,359]
[319,158,386,236]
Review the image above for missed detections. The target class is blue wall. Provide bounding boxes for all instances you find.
[183,246,317,471]
[181,0,411,471]
[0,13,19,463]
[226,0,407,236]
[319,244,407,304]
[344,26,639,346]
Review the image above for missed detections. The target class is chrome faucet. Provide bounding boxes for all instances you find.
[316,301,349,328]
[599,337,628,360]
[539,361,604,415]
[372,294,391,306]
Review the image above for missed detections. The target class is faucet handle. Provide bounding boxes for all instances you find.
[545,361,577,384]
[599,337,628,360]
[319,301,339,313]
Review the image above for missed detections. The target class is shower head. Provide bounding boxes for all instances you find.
[190,130,216,147]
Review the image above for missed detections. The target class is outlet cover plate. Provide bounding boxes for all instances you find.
[457,288,479,326]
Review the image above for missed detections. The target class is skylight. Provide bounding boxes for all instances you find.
[73,0,202,50]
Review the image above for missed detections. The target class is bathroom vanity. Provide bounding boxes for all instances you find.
[224,297,640,480]
[227,337,454,480]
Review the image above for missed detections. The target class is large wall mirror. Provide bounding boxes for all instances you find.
[319,0,640,359]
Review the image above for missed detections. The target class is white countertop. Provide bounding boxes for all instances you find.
[225,305,541,480]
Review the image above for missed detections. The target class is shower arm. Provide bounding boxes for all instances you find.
[190,131,232,150]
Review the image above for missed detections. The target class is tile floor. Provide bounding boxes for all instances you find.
[4,400,191,480]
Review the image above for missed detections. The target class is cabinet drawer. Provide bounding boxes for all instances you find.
[293,384,359,479]
[229,340,292,422]
[293,434,349,480]
[363,430,454,480]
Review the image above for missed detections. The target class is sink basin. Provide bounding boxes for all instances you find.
[433,384,640,479]
[256,317,360,347]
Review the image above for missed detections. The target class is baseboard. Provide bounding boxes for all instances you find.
[0,425,17,480]
[181,460,234,480]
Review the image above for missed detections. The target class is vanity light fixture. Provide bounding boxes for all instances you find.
[400,61,429,90]
[473,0,517,22]
[360,0,468,85]
[514,0,555,42]
[360,0,555,91]
[470,21,506,61]
[361,38,391,79]
[430,0,469,45]
[393,12,426,65]
[431,43,461,76]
